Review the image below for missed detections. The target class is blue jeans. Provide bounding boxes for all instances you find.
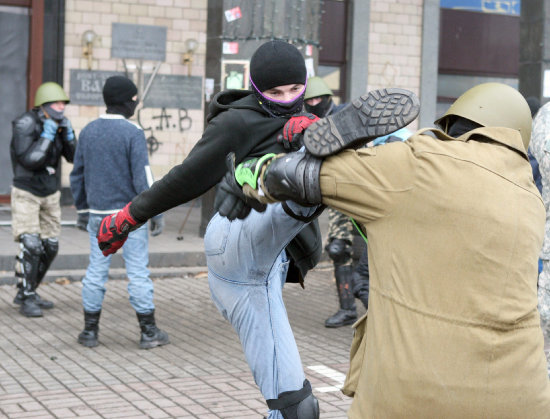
[82,214,154,314]
[205,203,318,419]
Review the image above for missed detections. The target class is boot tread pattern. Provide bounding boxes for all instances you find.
[304,88,420,157]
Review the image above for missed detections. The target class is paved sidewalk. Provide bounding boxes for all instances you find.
[0,267,359,418]
[0,201,354,418]
[0,202,548,418]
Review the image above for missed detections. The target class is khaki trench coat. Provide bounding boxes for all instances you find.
[319,127,550,418]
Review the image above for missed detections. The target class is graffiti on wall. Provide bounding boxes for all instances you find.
[137,107,193,155]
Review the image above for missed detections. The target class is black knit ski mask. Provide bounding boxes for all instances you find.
[249,41,307,117]
[103,76,139,118]
[304,95,334,118]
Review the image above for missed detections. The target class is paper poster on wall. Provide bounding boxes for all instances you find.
[225,6,242,22]
[222,60,249,90]
[305,58,315,78]
[223,41,239,55]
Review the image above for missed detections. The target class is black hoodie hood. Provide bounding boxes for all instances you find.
[207,90,265,122]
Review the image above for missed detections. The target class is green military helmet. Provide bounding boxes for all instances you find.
[435,82,532,151]
[34,82,70,107]
[304,76,333,100]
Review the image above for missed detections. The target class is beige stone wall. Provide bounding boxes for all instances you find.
[60,0,426,188]
[62,0,207,186]
[368,0,423,131]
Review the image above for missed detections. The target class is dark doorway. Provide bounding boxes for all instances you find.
[0,4,31,195]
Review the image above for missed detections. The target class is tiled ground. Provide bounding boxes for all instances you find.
[2,263,549,418]
[0,266,358,418]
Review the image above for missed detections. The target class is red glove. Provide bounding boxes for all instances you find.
[97,203,143,256]
[278,113,320,149]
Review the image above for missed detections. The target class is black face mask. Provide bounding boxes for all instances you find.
[446,117,482,137]
[106,99,139,119]
[251,86,305,118]
[304,96,333,118]
[42,103,65,121]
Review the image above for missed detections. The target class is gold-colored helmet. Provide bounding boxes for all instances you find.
[435,83,532,151]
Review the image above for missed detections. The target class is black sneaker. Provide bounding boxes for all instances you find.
[14,290,54,309]
[303,88,420,157]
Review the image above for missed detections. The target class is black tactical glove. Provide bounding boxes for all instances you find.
[214,152,267,221]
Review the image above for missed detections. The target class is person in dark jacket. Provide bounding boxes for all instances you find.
[10,82,76,318]
[70,76,168,350]
[96,41,419,419]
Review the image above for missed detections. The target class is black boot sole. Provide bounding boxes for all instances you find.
[78,338,99,348]
[324,317,357,328]
[78,329,99,347]
[13,295,54,309]
[19,306,43,318]
[303,88,420,157]
[139,337,170,350]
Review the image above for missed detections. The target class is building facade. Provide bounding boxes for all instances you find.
[0,0,524,203]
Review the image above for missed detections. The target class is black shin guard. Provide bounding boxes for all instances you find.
[266,380,320,419]
[18,234,44,295]
[36,238,58,286]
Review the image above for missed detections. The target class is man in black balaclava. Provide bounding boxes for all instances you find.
[103,75,140,118]
[70,75,167,350]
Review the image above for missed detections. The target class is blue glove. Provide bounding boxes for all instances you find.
[41,119,58,141]
[150,214,164,237]
[59,118,75,141]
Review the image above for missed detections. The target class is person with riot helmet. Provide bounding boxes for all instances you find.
[304,76,367,327]
[70,76,168,350]
[96,40,420,419]
[10,82,76,317]
[219,83,550,417]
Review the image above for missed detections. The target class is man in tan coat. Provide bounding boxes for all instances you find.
[218,83,550,418]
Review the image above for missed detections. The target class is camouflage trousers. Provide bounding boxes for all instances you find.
[539,260,550,322]
[327,208,353,243]
[10,186,61,241]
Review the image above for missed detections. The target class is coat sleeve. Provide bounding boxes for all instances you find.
[11,114,53,171]
[319,142,415,224]
[130,110,253,221]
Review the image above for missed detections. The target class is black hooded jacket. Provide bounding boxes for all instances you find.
[130,90,322,282]
[131,90,288,218]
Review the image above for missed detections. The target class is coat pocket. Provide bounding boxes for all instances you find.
[342,311,368,397]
